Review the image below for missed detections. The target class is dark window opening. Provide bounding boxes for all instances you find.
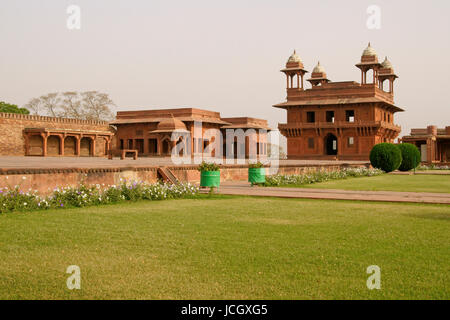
[307,112,315,123]
[308,138,314,149]
[326,111,335,123]
[346,110,355,122]
[120,139,124,150]
[127,139,133,149]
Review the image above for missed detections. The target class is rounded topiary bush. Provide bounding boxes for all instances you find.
[369,143,402,173]
[397,143,421,171]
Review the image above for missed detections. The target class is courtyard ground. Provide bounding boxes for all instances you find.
[0,195,448,300]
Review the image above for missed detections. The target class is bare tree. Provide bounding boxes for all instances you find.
[60,92,84,119]
[24,91,115,121]
[81,91,115,121]
[24,98,42,115]
[27,93,62,117]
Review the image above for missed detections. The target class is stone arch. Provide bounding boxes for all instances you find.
[47,135,61,156]
[64,136,77,156]
[28,135,44,156]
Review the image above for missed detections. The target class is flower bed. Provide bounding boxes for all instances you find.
[264,168,383,187]
[0,180,199,214]
[417,164,450,170]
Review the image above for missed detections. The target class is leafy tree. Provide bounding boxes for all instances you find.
[0,101,30,114]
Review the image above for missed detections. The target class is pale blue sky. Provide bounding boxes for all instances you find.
[1,0,449,136]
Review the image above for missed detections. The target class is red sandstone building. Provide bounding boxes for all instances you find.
[275,44,403,160]
[401,126,450,164]
[0,108,269,160]
[0,112,114,157]
[110,108,269,159]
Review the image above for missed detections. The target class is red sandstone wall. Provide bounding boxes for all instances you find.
[0,163,368,194]
[0,168,158,194]
[0,113,113,156]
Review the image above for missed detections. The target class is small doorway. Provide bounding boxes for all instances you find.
[135,139,144,154]
[148,139,158,155]
[162,139,171,155]
[325,134,338,155]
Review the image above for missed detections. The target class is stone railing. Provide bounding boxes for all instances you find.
[279,120,401,131]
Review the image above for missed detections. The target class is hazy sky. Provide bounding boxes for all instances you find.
[1,0,449,137]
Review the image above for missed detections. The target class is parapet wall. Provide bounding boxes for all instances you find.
[0,163,369,194]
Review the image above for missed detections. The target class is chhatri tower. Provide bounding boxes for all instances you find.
[274,43,403,160]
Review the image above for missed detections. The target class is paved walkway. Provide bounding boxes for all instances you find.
[391,171,450,175]
[216,182,450,205]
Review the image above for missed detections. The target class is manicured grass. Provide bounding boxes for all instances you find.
[0,196,448,300]
[290,174,450,193]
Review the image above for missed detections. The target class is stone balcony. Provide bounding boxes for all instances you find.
[278,120,401,132]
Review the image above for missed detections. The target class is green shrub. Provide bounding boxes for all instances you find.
[369,143,402,173]
[397,143,421,171]
[197,161,220,172]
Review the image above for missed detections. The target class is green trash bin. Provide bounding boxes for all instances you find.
[200,171,221,188]
[248,167,266,185]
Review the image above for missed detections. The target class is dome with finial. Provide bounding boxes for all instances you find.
[362,42,377,57]
[287,50,302,64]
[381,56,393,70]
[312,61,326,74]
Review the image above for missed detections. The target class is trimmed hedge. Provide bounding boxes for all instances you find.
[397,143,421,171]
[369,143,402,173]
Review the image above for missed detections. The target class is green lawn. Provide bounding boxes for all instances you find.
[297,174,450,193]
[0,196,449,300]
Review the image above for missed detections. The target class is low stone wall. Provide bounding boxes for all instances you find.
[0,167,158,194]
[0,162,369,194]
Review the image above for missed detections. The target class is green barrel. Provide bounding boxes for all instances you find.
[248,167,266,184]
[200,171,221,188]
